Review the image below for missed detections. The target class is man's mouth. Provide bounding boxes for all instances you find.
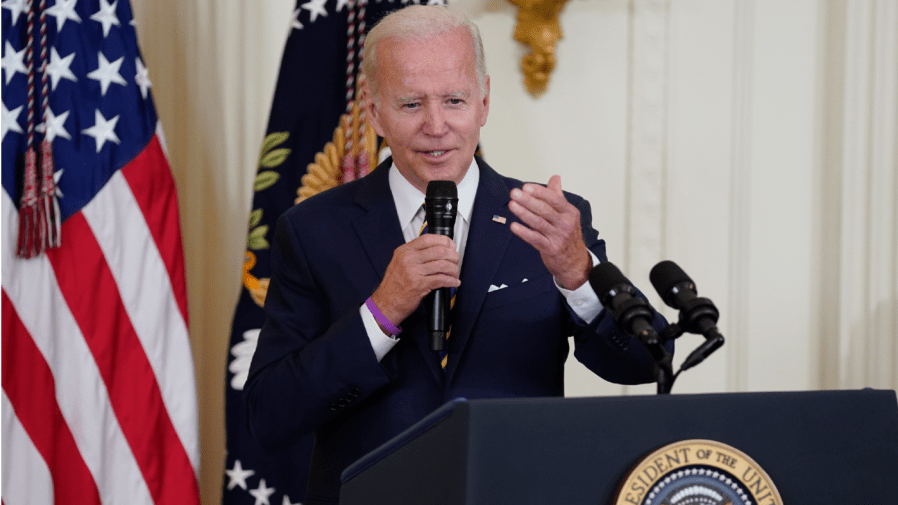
[423,150,448,158]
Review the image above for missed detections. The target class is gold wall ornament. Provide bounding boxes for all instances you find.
[508,0,570,97]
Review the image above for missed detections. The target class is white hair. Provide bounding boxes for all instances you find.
[362,5,488,99]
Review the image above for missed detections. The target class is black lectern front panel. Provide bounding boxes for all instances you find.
[340,390,898,504]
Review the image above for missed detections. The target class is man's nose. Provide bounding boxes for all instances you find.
[423,104,448,136]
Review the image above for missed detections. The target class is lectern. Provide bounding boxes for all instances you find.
[340,389,898,504]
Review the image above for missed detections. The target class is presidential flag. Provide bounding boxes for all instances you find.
[2,1,200,504]
[222,0,447,503]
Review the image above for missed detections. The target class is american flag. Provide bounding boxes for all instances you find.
[1,1,201,504]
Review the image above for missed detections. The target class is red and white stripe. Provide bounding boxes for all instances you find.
[1,132,200,505]
[2,388,55,504]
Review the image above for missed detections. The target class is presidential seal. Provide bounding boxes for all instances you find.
[614,440,782,505]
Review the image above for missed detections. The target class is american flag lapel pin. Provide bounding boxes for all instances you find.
[492,215,507,224]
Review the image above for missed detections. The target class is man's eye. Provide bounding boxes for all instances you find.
[403,103,419,109]
[448,98,463,105]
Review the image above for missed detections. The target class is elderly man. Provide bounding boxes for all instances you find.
[245,5,667,504]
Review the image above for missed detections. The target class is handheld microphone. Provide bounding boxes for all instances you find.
[424,180,458,351]
[649,260,724,370]
[588,262,661,349]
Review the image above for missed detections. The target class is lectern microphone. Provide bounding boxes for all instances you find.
[588,262,660,349]
[650,260,724,370]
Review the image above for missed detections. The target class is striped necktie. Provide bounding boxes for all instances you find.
[419,206,455,369]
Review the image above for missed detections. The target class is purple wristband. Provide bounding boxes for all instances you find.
[365,297,402,336]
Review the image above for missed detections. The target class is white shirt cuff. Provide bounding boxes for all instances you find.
[360,303,400,362]
[555,250,602,324]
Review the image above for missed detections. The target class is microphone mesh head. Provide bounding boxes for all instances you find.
[588,262,630,303]
[649,260,692,298]
[426,180,457,199]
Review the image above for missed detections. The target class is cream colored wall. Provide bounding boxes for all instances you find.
[130,0,897,503]
[467,0,897,397]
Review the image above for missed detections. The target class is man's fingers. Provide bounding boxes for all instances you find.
[393,239,460,288]
[376,239,461,322]
[398,235,460,266]
[546,174,562,193]
[522,178,568,210]
[408,244,460,265]
[416,258,461,278]
[506,176,591,290]
[408,233,456,250]
[513,185,571,225]
[509,221,549,251]
[509,201,559,247]
[510,190,561,233]
[424,274,462,290]
[514,188,556,219]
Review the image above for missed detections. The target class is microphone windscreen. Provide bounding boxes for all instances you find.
[426,180,457,199]
[588,262,630,307]
[649,260,692,298]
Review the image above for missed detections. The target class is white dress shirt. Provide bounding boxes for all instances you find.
[361,158,601,361]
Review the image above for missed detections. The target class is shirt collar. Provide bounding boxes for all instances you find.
[388,157,479,231]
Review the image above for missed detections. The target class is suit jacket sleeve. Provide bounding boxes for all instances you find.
[243,212,392,450]
[566,196,672,385]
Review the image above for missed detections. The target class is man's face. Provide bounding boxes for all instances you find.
[367,28,490,193]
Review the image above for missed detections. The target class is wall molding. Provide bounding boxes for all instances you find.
[832,0,898,389]
[865,0,897,388]
[726,0,754,392]
[621,0,669,396]
[625,0,669,275]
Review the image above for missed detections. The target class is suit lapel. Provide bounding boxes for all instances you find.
[352,160,404,279]
[352,159,445,385]
[444,158,513,384]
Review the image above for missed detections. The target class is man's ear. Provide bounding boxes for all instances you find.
[480,75,490,127]
[362,80,386,137]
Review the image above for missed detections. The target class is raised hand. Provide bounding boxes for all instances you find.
[508,175,591,290]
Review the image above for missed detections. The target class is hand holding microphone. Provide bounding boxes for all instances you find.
[368,181,459,338]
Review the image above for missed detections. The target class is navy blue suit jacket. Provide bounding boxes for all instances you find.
[245,157,666,504]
